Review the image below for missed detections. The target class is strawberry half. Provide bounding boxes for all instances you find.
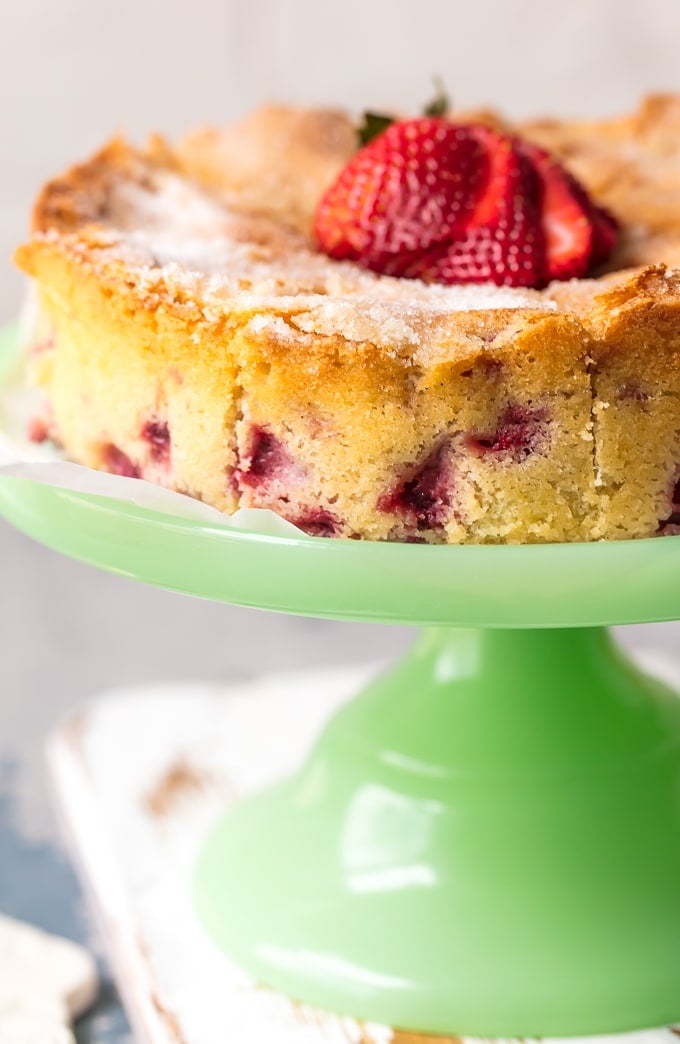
[314,117,488,275]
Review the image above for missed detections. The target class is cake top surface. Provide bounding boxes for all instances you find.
[15,96,680,355]
[24,139,555,345]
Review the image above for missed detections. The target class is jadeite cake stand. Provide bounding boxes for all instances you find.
[1,329,679,1039]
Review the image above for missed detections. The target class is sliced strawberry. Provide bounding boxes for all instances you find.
[407,127,544,287]
[589,204,619,267]
[314,117,488,274]
[314,115,617,288]
[520,142,593,281]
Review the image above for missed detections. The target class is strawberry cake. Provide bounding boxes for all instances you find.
[13,95,680,543]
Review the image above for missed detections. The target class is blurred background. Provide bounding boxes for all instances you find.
[1,0,680,1039]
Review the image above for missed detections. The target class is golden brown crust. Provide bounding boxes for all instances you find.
[30,137,172,235]
[547,263,680,341]
[175,106,357,237]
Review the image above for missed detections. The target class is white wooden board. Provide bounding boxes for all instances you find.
[47,659,680,1044]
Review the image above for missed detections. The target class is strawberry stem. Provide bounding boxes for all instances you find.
[357,78,451,149]
[423,76,450,116]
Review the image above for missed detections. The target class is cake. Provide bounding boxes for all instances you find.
[13,96,680,543]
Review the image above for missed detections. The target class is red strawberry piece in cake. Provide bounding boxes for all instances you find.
[659,476,680,534]
[288,508,341,538]
[467,404,549,460]
[29,335,55,357]
[101,444,141,478]
[235,427,340,535]
[141,418,171,464]
[235,426,305,491]
[379,441,452,530]
[27,405,61,446]
[617,384,650,403]
[27,416,52,444]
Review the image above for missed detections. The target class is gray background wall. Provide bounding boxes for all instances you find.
[1,1,679,1039]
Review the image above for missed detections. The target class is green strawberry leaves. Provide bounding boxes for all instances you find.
[358,111,394,147]
[357,79,450,147]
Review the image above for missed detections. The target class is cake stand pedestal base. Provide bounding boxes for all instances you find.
[196,627,680,1037]
[49,645,680,1042]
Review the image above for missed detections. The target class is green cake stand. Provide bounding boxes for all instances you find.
[0,330,679,1039]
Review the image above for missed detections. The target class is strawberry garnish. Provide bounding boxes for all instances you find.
[316,118,488,273]
[520,142,619,279]
[314,112,619,289]
[589,205,619,267]
[405,128,544,286]
[519,143,593,281]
